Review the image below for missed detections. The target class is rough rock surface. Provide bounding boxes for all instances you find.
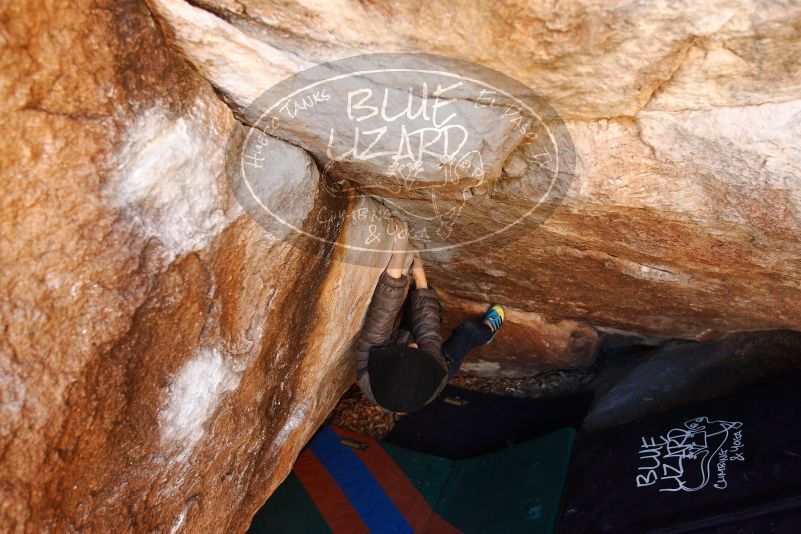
[150,0,801,341]
[439,292,599,377]
[1,0,387,531]
[3,0,801,533]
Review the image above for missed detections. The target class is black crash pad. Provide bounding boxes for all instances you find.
[560,373,801,533]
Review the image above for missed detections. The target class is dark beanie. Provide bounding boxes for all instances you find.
[368,345,447,413]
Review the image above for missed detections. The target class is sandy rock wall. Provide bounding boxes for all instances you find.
[150,0,801,347]
[439,293,600,377]
[1,0,387,531]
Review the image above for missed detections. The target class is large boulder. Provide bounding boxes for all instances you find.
[3,0,800,531]
[1,0,389,531]
[583,330,801,432]
[149,0,801,342]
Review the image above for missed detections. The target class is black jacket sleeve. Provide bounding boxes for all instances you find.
[407,287,442,362]
[355,271,409,374]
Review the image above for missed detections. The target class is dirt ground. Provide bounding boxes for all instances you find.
[328,368,596,439]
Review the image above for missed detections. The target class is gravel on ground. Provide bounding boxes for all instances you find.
[328,367,596,440]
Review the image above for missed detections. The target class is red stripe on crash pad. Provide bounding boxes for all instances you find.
[294,448,371,534]
[331,426,461,534]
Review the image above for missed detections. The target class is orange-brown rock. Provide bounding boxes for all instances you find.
[149,0,801,340]
[439,293,599,377]
[1,0,388,532]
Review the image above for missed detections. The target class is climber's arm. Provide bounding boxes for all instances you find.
[410,252,428,288]
[355,219,410,369]
[385,219,409,279]
[408,253,442,357]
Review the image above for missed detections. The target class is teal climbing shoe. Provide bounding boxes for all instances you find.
[482,304,505,344]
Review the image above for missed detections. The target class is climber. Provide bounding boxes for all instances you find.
[355,219,505,413]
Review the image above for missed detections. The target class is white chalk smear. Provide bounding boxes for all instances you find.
[169,506,187,534]
[273,398,312,450]
[161,347,240,457]
[110,99,235,263]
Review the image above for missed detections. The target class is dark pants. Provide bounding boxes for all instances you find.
[443,322,493,378]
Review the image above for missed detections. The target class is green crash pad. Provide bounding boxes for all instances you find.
[249,426,575,533]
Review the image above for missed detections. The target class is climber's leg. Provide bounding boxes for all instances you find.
[442,305,505,377]
[442,322,494,377]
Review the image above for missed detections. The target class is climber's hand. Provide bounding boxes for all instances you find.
[392,219,409,253]
[411,252,428,289]
[386,219,409,278]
